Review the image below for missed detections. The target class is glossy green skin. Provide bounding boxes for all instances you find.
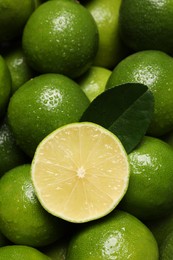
[119,0,173,54]
[7,73,89,157]
[120,136,173,221]
[0,56,11,118]
[0,119,28,178]
[22,1,99,78]
[0,0,37,42]
[0,245,51,260]
[4,47,34,93]
[84,0,128,69]
[66,210,159,260]
[77,66,111,101]
[0,165,67,247]
[106,50,173,137]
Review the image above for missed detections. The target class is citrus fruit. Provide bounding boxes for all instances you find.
[0,119,28,178]
[147,211,173,247]
[119,0,173,54]
[0,55,11,119]
[119,136,173,221]
[159,230,173,259]
[84,0,129,69]
[66,210,159,260]
[0,0,37,43]
[0,245,51,260]
[42,238,69,260]
[0,164,68,247]
[22,0,99,78]
[4,47,34,93]
[106,50,173,137]
[77,66,111,101]
[7,73,89,157]
[31,122,130,223]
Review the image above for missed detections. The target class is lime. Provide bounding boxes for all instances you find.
[22,0,99,78]
[0,245,51,260]
[159,231,173,259]
[42,238,69,260]
[31,122,129,223]
[7,73,89,157]
[0,55,11,119]
[66,210,159,259]
[0,164,68,247]
[0,0,37,43]
[4,47,34,93]
[119,0,173,54]
[0,119,28,178]
[84,0,129,69]
[106,50,173,137]
[119,136,173,221]
[77,66,111,101]
[0,231,10,247]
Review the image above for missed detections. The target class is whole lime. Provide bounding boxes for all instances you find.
[0,0,37,43]
[22,0,99,78]
[120,136,173,221]
[106,50,173,137]
[7,73,89,157]
[0,245,51,260]
[0,119,28,178]
[119,0,173,54]
[77,66,111,101]
[0,55,11,119]
[84,0,128,69]
[4,47,34,93]
[0,164,68,247]
[66,210,159,260]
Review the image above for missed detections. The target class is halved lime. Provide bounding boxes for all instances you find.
[31,122,129,223]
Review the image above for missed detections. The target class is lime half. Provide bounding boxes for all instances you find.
[31,122,129,223]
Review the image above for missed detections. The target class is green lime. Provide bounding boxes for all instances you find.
[66,210,159,260]
[0,245,51,260]
[0,55,11,119]
[120,136,173,221]
[0,0,37,43]
[4,47,34,93]
[0,164,68,247]
[119,0,173,54]
[7,73,89,157]
[0,118,28,178]
[43,238,69,260]
[22,1,99,78]
[147,211,173,248]
[77,66,111,101]
[84,0,129,69]
[106,50,173,137]
[159,231,173,259]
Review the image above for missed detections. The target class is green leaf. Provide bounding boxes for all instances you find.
[80,83,154,153]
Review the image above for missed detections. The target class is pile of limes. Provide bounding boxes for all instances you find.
[1,0,173,259]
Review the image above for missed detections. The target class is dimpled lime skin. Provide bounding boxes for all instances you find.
[0,245,51,260]
[119,0,173,54]
[0,0,37,43]
[0,165,67,247]
[7,73,89,157]
[66,210,159,260]
[120,136,173,221]
[106,50,173,137]
[0,56,11,119]
[22,1,99,78]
